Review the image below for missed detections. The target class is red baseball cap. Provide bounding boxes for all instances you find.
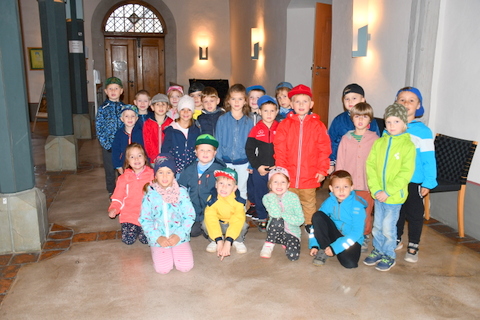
[288,84,312,99]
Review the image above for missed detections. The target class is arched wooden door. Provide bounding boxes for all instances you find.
[103,3,166,104]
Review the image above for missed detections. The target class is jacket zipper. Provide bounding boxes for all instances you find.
[296,118,304,188]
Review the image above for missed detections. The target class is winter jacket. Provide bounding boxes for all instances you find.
[406,120,437,189]
[336,130,379,191]
[249,111,262,125]
[177,158,226,222]
[328,111,380,163]
[96,99,125,150]
[215,112,254,164]
[161,122,201,174]
[204,190,246,241]
[274,112,331,189]
[366,131,416,204]
[143,117,174,163]
[308,191,366,255]
[109,166,154,226]
[196,108,225,136]
[245,120,279,169]
[262,191,304,239]
[136,112,154,129]
[111,125,144,169]
[139,185,195,247]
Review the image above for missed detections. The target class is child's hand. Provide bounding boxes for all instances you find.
[328,165,335,175]
[309,248,319,256]
[420,187,430,197]
[325,246,334,257]
[375,191,389,202]
[247,168,253,174]
[156,236,170,247]
[167,234,180,247]
[108,209,118,219]
[217,241,232,261]
[315,173,326,183]
[117,168,124,175]
[258,165,271,176]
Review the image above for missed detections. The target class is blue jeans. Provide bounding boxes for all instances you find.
[372,201,401,259]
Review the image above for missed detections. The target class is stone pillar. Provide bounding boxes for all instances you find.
[38,0,78,171]
[67,0,92,139]
[0,0,48,253]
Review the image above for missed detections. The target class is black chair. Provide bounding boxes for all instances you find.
[424,134,477,237]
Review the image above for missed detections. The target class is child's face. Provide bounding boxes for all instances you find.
[151,102,169,116]
[269,173,290,196]
[202,95,220,112]
[276,89,291,109]
[134,94,150,114]
[395,91,420,122]
[248,90,264,112]
[120,110,138,129]
[215,176,237,197]
[155,167,175,189]
[343,93,365,111]
[195,144,217,165]
[329,177,353,203]
[189,91,203,109]
[169,90,182,108]
[179,108,193,122]
[127,147,146,173]
[291,94,314,116]
[104,84,123,102]
[259,103,278,126]
[385,116,406,136]
[352,114,371,131]
[229,92,246,113]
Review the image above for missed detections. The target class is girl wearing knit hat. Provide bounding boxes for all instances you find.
[162,95,201,176]
[394,87,437,263]
[364,103,416,271]
[139,153,196,274]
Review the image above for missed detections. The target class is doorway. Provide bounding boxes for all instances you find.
[102,2,166,104]
[311,3,332,127]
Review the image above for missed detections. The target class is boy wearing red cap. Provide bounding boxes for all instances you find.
[273,84,331,231]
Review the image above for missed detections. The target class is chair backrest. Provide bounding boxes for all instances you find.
[434,134,478,185]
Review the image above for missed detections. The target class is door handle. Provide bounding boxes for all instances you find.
[128,80,134,87]
[316,66,327,70]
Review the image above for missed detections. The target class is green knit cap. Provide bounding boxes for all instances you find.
[384,103,408,124]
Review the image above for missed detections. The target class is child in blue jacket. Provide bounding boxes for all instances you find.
[309,170,366,268]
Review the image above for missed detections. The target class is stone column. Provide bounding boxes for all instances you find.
[0,0,48,253]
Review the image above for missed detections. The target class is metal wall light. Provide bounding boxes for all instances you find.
[251,28,261,60]
[352,0,370,57]
[199,46,208,60]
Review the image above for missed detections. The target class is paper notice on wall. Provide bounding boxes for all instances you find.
[69,40,83,53]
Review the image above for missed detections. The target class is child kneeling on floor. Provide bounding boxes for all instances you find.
[139,153,195,274]
[309,170,366,268]
[260,167,304,261]
[203,168,249,260]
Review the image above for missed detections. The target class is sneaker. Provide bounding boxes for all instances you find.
[361,235,369,253]
[304,224,312,234]
[258,220,267,232]
[260,243,275,258]
[233,241,247,254]
[313,250,328,266]
[395,239,404,251]
[206,241,217,253]
[363,249,383,266]
[375,256,396,271]
[246,205,257,218]
[404,243,419,263]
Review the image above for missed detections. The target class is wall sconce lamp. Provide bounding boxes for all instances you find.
[199,46,208,60]
[251,28,261,60]
[352,0,370,57]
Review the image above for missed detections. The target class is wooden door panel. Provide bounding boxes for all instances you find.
[311,3,332,127]
[105,38,136,104]
[137,38,165,95]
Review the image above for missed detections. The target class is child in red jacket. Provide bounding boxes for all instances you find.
[273,84,331,230]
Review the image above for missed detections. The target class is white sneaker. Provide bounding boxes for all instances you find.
[233,241,247,254]
[260,243,275,258]
[206,241,217,253]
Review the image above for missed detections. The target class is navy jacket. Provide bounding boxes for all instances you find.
[161,122,201,174]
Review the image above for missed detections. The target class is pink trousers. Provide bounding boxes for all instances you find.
[150,242,194,274]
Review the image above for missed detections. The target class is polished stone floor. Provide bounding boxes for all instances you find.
[1,122,480,319]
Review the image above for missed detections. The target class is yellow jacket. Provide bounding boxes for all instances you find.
[204,192,246,240]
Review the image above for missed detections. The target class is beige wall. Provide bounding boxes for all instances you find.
[19,0,231,103]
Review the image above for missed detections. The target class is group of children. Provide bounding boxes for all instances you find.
[96,77,436,274]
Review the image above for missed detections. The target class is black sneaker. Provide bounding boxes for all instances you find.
[258,221,267,232]
[304,224,312,234]
[313,250,328,266]
[246,204,257,218]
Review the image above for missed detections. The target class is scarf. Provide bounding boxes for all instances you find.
[151,179,180,204]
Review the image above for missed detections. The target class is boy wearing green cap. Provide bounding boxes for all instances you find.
[178,134,226,237]
[203,168,249,259]
[96,77,126,195]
